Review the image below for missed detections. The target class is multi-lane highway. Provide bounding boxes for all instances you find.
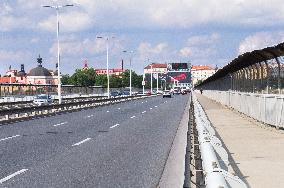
[0,94,190,188]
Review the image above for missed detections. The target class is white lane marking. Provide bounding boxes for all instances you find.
[141,102,144,104]
[86,115,94,118]
[72,138,92,147]
[0,169,28,184]
[118,108,121,110]
[155,106,158,108]
[142,111,146,114]
[130,116,136,119]
[150,108,152,110]
[110,124,120,129]
[107,111,110,113]
[53,122,68,127]
[0,135,21,142]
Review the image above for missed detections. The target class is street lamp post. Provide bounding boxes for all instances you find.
[142,73,145,95]
[156,72,159,94]
[97,36,115,99]
[123,50,134,96]
[43,3,74,104]
[150,64,153,94]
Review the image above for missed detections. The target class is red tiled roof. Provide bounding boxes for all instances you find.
[96,69,123,72]
[0,77,16,83]
[144,64,167,69]
[191,65,214,70]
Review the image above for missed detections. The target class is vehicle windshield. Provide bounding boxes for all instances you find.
[36,95,48,99]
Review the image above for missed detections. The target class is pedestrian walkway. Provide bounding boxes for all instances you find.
[196,93,284,188]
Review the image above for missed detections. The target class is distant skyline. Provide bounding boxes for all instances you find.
[1,0,284,75]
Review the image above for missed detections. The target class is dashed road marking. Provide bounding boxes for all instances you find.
[155,106,158,108]
[72,138,92,147]
[130,116,136,119]
[107,111,110,113]
[150,108,152,110]
[142,111,146,114]
[118,108,121,110]
[0,135,21,142]
[110,124,120,129]
[53,122,68,127]
[0,169,28,184]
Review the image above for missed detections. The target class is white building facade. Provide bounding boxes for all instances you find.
[191,65,217,86]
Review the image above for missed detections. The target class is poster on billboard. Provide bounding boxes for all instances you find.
[167,72,191,83]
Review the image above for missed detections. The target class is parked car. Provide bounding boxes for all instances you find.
[121,91,130,96]
[162,90,172,98]
[110,91,121,97]
[33,94,53,106]
[136,91,145,96]
[146,91,152,96]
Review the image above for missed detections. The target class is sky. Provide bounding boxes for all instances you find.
[1,0,284,75]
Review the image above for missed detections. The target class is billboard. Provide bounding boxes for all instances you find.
[167,63,191,71]
[167,72,191,83]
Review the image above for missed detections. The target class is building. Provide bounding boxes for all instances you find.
[191,65,217,86]
[144,63,167,74]
[95,68,124,76]
[0,55,58,85]
[26,55,58,85]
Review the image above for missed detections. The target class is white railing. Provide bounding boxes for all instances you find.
[201,90,284,128]
[193,94,247,188]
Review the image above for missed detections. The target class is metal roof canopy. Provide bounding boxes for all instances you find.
[198,42,284,86]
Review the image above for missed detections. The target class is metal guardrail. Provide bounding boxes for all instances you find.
[0,95,151,123]
[193,94,247,188]
[0,96,107,111]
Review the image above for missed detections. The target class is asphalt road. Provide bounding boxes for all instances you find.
[0,94,190,188]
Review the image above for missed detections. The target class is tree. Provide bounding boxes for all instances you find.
[69,68,96,86]
[95,74,107,87]
[61,74,71,85]
[120,70,143,88]
[110,75,123,88]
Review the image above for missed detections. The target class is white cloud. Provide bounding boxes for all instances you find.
[180,47,193,57]
[238,32,284,54]
[187,33,220,46]
[180,47,216,59]
[49,36,124,57]
[180,33,220,58]
[0,49,32,63]
[2,0,284,32]
[38,11,92,32]
[137,42,169,58]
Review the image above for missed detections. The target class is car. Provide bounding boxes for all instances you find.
[162,90,172,98]
[173,89,181,95]
[110,91,121,97]
[157,90,163,94]
[136,91,145,96]
[181,90,187,95]
[121,91,130,96]
[145,91,152,96]
[33,94,53,106]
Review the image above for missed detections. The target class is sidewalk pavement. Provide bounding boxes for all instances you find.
[196,93,284,188]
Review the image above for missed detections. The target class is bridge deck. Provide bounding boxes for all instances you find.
[196,93,284,188]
